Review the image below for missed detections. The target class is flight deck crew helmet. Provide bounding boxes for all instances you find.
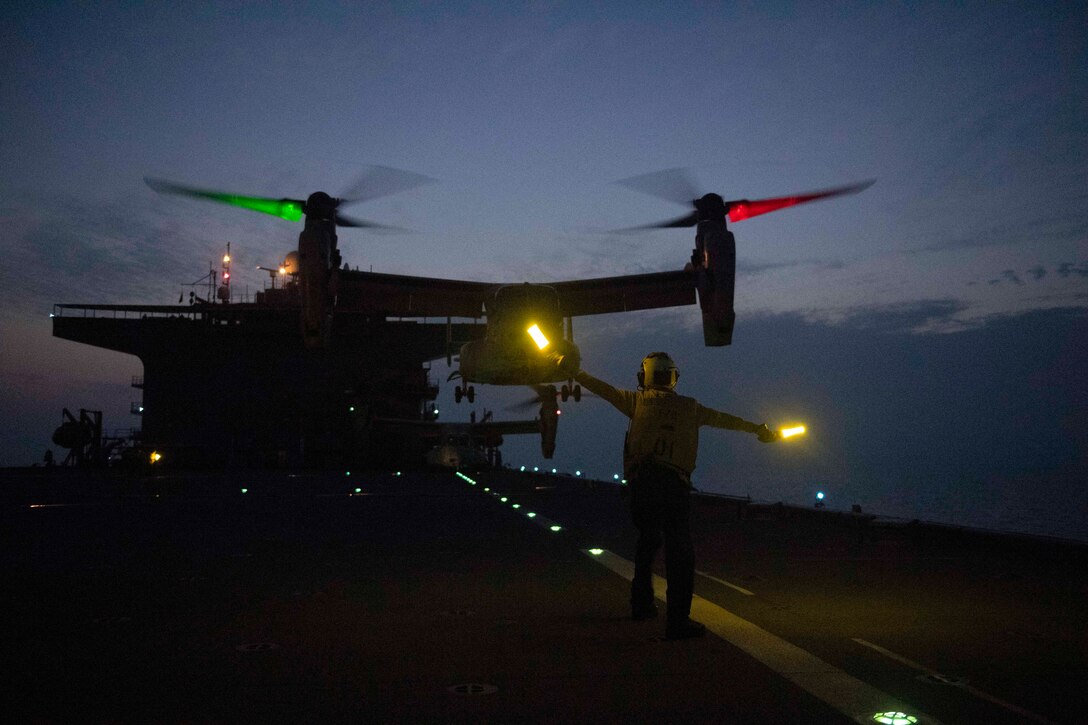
[637,352,679,390]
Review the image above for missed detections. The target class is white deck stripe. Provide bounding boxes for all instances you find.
[852,638,1055,724]
[585,549,942,725]
[695,569,755,596]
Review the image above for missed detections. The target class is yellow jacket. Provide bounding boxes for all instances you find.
[575,371,759,482]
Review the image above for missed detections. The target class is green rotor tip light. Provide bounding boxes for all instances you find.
[217,195,303,222]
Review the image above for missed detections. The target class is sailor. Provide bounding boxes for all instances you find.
[562,352,778,639]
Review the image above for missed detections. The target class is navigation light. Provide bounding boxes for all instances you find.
[527,324,549,350]
[780,425,806,439]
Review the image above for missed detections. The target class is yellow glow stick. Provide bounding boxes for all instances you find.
[527,324,549,350]
[780,425,806,439]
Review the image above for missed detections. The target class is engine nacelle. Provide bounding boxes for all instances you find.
[694,221,736,346]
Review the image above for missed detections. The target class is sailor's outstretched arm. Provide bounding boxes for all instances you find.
[574,370,636,417]
[698,405,778,441]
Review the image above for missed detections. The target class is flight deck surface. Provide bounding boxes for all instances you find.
[2,468,1084,723]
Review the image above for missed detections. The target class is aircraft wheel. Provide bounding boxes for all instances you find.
[455,386,463,403]
[560,385,570,402]
[573,384,582,402]
[467,386,475,403]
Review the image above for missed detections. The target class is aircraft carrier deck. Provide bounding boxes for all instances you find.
[3,467,1084,723]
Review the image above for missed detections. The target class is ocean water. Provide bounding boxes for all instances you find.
[699,468,1088,544]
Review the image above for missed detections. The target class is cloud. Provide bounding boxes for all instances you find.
[1058,262,1088,279]
[800,299,973,335]
[738,257,845,276]
[998,269,1024,286]
[977,261,1086,287]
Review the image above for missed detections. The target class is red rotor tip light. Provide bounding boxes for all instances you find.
[727,180,875,223]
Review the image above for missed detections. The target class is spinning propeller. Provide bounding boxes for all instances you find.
[616,168,874,230]
[145,165,434,229]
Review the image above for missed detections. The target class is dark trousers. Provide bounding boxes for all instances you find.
[628,467,694,624]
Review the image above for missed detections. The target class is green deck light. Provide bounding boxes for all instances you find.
[354,488,361,493]
[588,548,604,556]
[526,512,536,518]
[484,487,490,492]
[520,465,526,472]
[872,713,918,725]
[512,504,521,509]
[549,525,562,532]
[346,471,351,476]
[241,488,248,494]
[613,474,620,480]
[500,497,507,502]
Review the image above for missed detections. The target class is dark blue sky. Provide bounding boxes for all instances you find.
[2,2,1085,536]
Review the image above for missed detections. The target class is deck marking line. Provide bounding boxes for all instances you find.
[695,569,755,596]
[585,550,942,725]
[852,638,1055,724]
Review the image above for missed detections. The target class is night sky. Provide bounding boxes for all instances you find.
[2,3,1085,538]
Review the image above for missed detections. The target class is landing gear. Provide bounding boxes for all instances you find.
[454,385,475,403]
[560,383,582,402]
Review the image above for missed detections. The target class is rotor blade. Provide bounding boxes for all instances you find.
[145,178,304,222]
[726,179,875,223]
[612,210,699,233]
[505,394,541,412]
[615,167,700,206]
[333,212,406,231]
[339,165,435,206]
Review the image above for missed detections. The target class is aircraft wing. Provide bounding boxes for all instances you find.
[551,269,695,317]
[339,270,493,318]
[338,268,695,319]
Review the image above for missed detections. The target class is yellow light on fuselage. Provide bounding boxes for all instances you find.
[780,425,806,439]
[527,324,549,350]
[149,451,162,464]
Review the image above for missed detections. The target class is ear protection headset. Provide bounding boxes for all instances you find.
[637,352,679,390]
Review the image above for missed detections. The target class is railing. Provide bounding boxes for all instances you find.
[50,303,275,324]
